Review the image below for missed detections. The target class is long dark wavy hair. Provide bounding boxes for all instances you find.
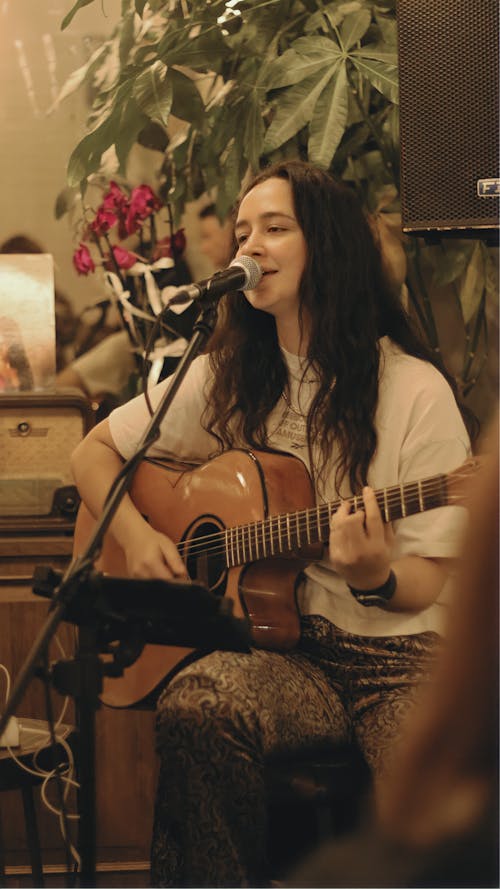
[204,160,473,493]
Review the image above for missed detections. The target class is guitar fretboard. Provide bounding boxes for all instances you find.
[223,472,448,568]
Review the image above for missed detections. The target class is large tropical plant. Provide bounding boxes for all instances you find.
[57,0,497,415]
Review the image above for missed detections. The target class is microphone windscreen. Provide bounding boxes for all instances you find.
[229,255,262,289]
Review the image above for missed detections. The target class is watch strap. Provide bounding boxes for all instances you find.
[348,569,397,608]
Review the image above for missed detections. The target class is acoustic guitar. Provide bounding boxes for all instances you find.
[73,448,477,708]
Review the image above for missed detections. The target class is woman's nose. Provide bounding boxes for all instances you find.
[238,231,264,256]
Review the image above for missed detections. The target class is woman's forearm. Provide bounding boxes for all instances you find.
[388,555,449,611]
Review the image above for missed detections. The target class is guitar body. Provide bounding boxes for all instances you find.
[73,448,319,708]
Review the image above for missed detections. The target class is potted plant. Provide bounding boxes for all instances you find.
[56,0,498,422]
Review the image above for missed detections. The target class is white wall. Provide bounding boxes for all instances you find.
[0,1,212,317]
[0,0,124,310]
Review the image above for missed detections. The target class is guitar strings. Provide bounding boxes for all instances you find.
[176,482,467,563]
[178,492,466,565]
[177,482,465,558]
[174,462,475,561]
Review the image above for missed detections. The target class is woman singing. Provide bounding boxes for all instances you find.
[71,160,472,887]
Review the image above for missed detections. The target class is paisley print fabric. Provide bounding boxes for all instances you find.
[151,615,439,887]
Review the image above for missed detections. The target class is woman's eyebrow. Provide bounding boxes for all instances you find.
[234,210,296,230]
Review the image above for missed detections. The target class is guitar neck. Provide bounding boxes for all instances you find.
[225,471,449,568]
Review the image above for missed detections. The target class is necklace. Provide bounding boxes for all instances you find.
[281,390,308,418]
[287,366,317,386]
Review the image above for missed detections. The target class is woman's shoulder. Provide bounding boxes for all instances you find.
[378,337,469,448]
[379,336,451,394]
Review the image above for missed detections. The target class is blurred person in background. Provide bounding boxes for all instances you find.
[56,231,196,414]
[198,203,234,270]
[56,205,235,410]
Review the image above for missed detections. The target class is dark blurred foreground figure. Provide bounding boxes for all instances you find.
[290,419,499,888]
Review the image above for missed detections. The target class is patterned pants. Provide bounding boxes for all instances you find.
[151,615,439,887]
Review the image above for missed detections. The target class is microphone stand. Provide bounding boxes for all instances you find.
[0,297,247,886]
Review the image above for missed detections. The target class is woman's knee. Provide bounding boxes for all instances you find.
[156,654,260,755]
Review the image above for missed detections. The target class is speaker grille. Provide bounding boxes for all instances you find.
[397,0,499,235]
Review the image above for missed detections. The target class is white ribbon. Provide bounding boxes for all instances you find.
[146,338,189,387]
[103,268,189,346]
[160,285,195,315]
[125,257,175,316]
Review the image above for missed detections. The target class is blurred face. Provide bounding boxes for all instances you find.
[235,178,307,328]
[199,215,233,269]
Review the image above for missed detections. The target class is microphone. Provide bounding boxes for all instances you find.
[165,255,262,307]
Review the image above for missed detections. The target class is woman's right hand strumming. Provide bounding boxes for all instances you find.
[71,418,187,581]
[115,518,188,581]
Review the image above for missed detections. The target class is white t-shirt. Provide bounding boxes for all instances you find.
[108,337,470,637]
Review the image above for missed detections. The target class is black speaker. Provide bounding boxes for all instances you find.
[397,0,499,239]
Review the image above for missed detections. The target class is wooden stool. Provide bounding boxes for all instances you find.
[266,743,371,877]
[0,718,75,887]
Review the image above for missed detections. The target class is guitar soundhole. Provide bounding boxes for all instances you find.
[183,518,227,597]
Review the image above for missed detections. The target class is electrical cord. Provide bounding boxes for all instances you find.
[0,631,81,871]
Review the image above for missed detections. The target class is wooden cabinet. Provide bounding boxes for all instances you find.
[0,584,158,878]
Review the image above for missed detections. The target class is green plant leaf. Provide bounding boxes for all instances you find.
[61,0,96,30]
[431,241,475,287]
[264,67,337,153]
[135,0,148,14]
[232,0,295,55]
[308,61,348,168]
[67,115,117,186]
[159,22,230,71]
[205,100,247,160]
[342,149,387,183]
[265,37,342,89]
[374,12,398,46]
[54,186,79,220]
[244,93,265,171]
[293,35,343,57]
[169,68,205,127]
[340,8,371,50]
[460,241,486,324]
[133,60,173,125]
[67,80,137,185]
[350,54,399,103]
[137,120,169,151]
[305,1,366,35]
[115,100,150,171]
[50,44,110,110]
[216,137,244,219]
[483,244,499,305]
[351,46,398,63]
[119,5,137,65]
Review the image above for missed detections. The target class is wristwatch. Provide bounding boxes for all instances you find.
[348,569,397,608]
